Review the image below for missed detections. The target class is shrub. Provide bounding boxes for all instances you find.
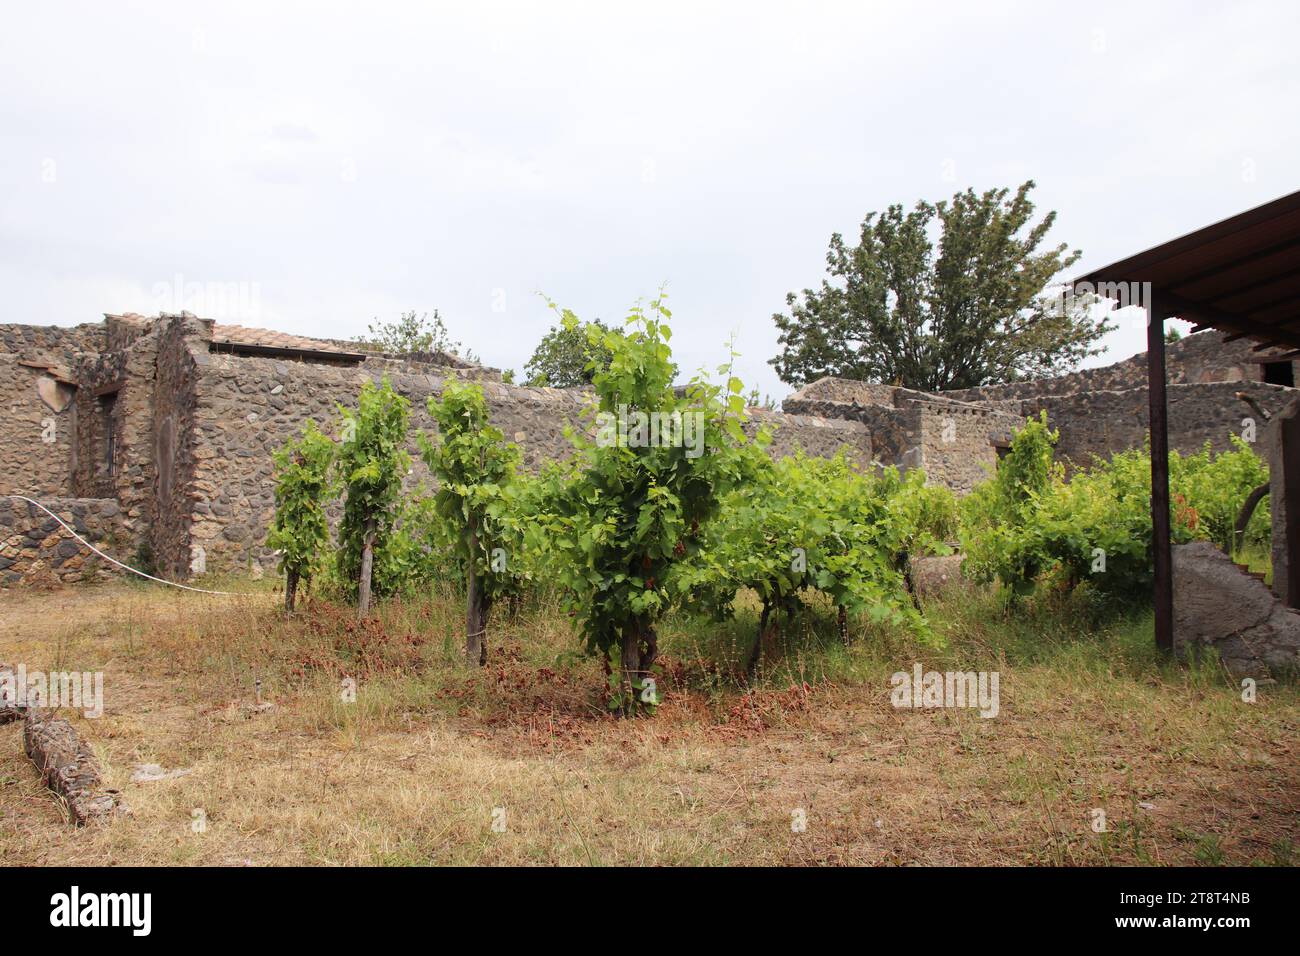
[523,294,754,714]
[335,379,411,615]
[420,379,523,665]
[677,452,947,676]
[960,416,1270,601]
[267,420,336,611]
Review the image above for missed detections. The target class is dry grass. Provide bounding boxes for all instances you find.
[1,580,1296,866]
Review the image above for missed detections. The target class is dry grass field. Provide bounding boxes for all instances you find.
[1,579,1297,866]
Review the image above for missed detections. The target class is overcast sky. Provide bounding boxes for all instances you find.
[2,1,1296,400]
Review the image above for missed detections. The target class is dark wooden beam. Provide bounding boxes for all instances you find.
[1166,290,1300,350]
[1075,192,1300,290]
[1148,289,1174,653]
[1168,235,1300,292]
[1201,262,1300,304]
[1251,340,1294,353]
[1159,289,1254,326]
[1236,286,1300,316]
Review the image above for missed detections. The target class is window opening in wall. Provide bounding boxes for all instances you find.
[1262,361,1294,387]
[98,391,118,477]
[992,440,1012,465]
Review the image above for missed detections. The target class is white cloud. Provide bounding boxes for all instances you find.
[0,0,1296,397]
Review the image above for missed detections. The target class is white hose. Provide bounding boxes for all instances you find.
[3,494,242,596]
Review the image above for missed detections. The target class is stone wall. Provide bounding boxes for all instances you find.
[0,322,106,363]
[912,400,1021,494]
[783,332,1296,490]
[3,315,875,583]
[1026,381,1292,468]
[150,317,205,578]
[782,396,921,465]
[0,354,77,498]
[24,709,126,824]
[66,322,156,558]
[781,389,1020,492]
[789,333,1291,413]
[0,322,107,499]
[789,378,902,406]
[21,314,1281,584]
[0,497,126,587]
[181,343,874,576]
[942,330,1289,404]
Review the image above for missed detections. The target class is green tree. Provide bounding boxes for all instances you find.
[523,317,619,387]
[336,379,411,617]
[357,309,477,362]
[770,181,1112,390]
[525,294,753,715]
[266,420,335,612]
[420,379,522,666]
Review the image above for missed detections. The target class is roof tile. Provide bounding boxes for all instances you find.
[211,323,359,355]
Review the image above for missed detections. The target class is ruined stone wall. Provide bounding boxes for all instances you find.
[72,343,128,498]
[942,330,1286,405]
[789,379,901,406]
[66,327,157,556]
[790,332,1292,419]
[784,332,1296,491]
[0,497,126,587]
[0,324,105,499]
[913,401,1021,494]
[150,317,205,579]
[0,323,106,363]
[748,407,872,463]
[179,346,872,576]
[783,390,1021,492]
[781,396,920,464]
[1026,381,1292,467]
[0,355,76,498]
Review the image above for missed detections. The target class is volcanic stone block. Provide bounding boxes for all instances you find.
[23,710,126,825]
[1172,541,1300,680]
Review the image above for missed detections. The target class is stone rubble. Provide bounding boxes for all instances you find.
[1172,541,1300,679]
[23,708,127,825]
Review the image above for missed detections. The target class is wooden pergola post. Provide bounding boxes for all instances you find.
[1147,288,1174,651]
[1071,192,1300,653]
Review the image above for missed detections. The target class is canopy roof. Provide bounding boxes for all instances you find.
[1074,190,1300,351]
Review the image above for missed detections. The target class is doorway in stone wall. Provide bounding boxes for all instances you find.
[96,389,118,483]
[1262,360,1294,388]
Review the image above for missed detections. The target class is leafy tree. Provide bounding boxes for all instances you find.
[336,379,411,617]
[357,309,477,361]
[524,294,753,715]
[266,420,335,612]
[770,181,1112,390]
[523,317,619,387]
[420,379,522,666]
